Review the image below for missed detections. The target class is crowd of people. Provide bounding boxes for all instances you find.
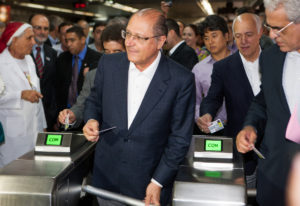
[0,0,300,205]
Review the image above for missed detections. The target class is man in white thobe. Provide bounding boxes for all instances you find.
[0,22,47,168]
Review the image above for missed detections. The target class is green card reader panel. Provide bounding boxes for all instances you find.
[45,134,63,146]
[204,139,222,152]
[194,136,233,159]
[35,132,87,155]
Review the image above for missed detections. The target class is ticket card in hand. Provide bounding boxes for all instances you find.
[208,119,224,133]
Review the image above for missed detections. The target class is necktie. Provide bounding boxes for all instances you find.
[35,47,43,78]
[68,55,79,106]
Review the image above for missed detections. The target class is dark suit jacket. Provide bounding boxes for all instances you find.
[31,44,57,130]
[200,51,258,175]
[84,52,195,204]
[44,38,52,47]
[169,42,198,70]
[56,47,102,112]
[243,45,300,206]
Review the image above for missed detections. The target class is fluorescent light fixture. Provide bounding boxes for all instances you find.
[196,0,214,15]
[16,2,107,20]
[104,1,138,13]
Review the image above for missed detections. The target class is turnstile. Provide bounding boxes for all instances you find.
[173,135,246,206]
[0,132,95,206]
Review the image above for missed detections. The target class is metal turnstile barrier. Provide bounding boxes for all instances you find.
[0,132,96,206]
[0,133,248,206]
[173,135,247,206]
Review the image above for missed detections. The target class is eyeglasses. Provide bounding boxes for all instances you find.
[121,30,162,42]
[264,21,294,36]
[33,25,49,31]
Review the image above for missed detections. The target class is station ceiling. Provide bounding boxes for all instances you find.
[4,0,262,23]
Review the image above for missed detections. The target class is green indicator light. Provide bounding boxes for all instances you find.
[46,134,63,146]
[205,139,222,152]
[204,171,222,178]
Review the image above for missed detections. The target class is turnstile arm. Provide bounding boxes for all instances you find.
[82,185,156,206]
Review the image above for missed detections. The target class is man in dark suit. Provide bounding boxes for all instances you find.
[56,26,101,113]
[83,8,195,206]
[236,0,300,205]
[30,14,58,131]
[164,18,198,70]
[198,13,263,187]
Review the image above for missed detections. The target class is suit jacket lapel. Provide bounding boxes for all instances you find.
[113,54,130,130]
[43,46,50,78]
[170,42,184,58]
[233,52,254,98]
[128,54,170,133]
[273,48,289,114]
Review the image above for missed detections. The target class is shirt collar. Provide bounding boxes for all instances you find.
[76,45,88,60]
[169,40,184,56]
[33,44,44,51]
[239,47,261,64]
[129,51,161,79]
[206,55,215,64]
[287,50,300,58]
[48,35,58,45]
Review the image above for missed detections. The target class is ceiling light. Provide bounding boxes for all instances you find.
[196,0,214,15]
[16,2,107,20]
[103,1,138,13]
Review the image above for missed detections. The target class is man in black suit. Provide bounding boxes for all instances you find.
[198,13,263,187]
[164,18,198,70]
[56,26,101,114]
[236,0,300,205]
[83,8,195,206]
[30,14,58,131]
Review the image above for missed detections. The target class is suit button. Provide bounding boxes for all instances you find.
[124,138,129,142]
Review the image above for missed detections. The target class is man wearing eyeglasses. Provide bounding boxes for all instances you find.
[236,0,300,205]
[30,14,58,131]
[83,8,195,206]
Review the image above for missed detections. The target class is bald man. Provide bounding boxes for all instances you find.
[83,8,195,206]
[30,14,58,131]
[198,13,263,188]
[236,0,300,205]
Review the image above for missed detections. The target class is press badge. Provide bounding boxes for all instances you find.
[208,119,224,133]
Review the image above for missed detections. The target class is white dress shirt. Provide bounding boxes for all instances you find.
[282,51,300,112]
[240,51,261,96]
[127,52,162,187]
[127,52,161,128]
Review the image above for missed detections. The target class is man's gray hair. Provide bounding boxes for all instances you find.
[232,13,262,34]
[132,8,168,37]
[264,0,300,23]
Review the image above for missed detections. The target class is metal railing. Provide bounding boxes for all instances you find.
[82,185,156,206]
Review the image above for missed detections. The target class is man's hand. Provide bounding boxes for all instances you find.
[83,67,90,77]
[21,90,43,103]
[197,113,212,133]
[144,182,161,206]
[83,119,99,142]
[236,126,257,153]
[58,109,76,124]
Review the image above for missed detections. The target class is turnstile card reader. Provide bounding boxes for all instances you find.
[0,132,95,206]
[194,136,233,159]
[173,135,246,206]
[35,132,87,155]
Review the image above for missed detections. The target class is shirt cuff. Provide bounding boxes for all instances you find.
[151,178,163,188]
